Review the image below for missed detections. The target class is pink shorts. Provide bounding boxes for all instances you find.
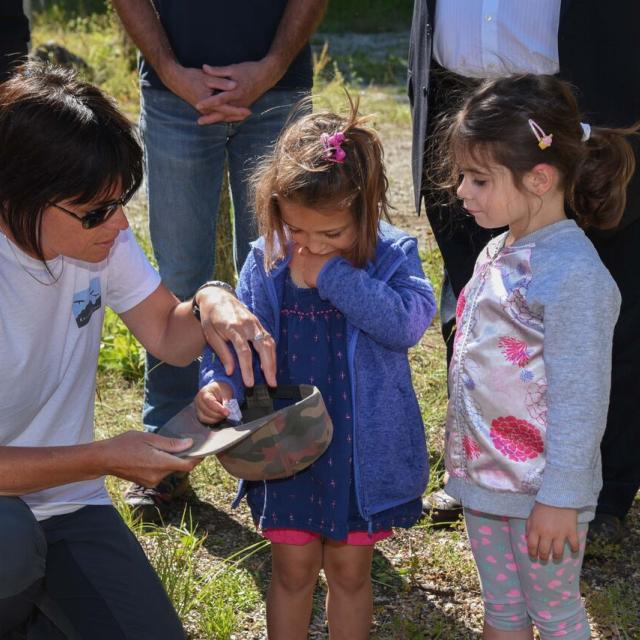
[262,527,392,546]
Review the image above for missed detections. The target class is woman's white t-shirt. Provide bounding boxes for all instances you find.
[0,228,161,520]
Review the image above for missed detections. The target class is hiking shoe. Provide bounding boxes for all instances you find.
[586,513,625,554]
[422,488,463,526]
[123,472,192,522]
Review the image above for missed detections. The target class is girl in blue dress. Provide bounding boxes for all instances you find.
[196,99,436,639]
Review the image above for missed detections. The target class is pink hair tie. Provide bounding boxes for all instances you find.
[321,131,347,163]
[528,119,553,150]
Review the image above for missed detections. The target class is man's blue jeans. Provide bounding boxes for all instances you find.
[139,87,307,430]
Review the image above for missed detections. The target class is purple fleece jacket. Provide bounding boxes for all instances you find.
[200,221,437,522]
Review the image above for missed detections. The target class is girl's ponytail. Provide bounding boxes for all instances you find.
[569,124,639,229]
[434,74,639,232]
[252,93,389,270]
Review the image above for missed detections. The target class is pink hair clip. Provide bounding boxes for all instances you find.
[528,119,553,150]
[321,131,347,163]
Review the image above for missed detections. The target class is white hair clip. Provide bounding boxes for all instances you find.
[528,119,553,150]
[580,122,592,142]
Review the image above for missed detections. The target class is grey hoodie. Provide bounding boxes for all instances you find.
[445,220,621,522]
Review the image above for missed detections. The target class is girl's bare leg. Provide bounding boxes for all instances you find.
[322,539,374,640]
[267,539,323,640]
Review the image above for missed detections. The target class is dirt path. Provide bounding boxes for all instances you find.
[314,31,434,253]
[380,121,435,253]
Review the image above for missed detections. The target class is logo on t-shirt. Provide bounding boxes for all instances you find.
[73,277,102,328]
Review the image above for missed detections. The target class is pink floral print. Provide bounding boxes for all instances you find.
[463,435,482,460]
[456,288,467,320]
[490,416,544,462]
[498,336,530,368]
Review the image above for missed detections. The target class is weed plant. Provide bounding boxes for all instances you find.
[98,308,145,381]
[31,5,139,113]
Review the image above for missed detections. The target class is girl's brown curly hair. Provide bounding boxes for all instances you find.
[252,94,390,271]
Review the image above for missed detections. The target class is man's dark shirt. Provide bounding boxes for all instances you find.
[139,0,312,91]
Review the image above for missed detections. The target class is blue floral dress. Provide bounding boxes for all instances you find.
[245,273,422,540]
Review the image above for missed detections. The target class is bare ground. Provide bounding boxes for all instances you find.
[381,122,434,252]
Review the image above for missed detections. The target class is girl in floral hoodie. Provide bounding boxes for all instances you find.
[435,74,637,640]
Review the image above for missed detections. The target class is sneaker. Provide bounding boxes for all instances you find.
[586,513,625,552]
[123,472,192,522]
[422,488,463,526]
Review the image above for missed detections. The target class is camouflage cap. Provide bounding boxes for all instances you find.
[157,384,333,481]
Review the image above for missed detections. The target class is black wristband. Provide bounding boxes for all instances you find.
[191,280,236,321]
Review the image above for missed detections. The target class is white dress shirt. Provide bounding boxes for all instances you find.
[433,0,562,78]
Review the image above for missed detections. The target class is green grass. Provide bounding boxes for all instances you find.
[143,510,209,619]
[97,224,151,382]
[197,565,262,639]
[31,6,139,114]
[117,493,264,637]
[30,0,109,17]
[98,307,145,381]
[321,0,413,33]
[584,581,640,639]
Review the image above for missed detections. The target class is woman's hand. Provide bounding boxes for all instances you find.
[98,431,201,488]
[196,286,276,387]
[195,381,234,424]
[526,502,580,562]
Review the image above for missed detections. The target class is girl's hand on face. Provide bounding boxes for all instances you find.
[195,381,234,424]
[526,503,580,562]
[295,245,341,288]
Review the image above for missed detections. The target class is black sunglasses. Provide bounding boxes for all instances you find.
[50,192,132,229]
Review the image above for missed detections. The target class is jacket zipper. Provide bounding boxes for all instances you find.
[452,245,504,470]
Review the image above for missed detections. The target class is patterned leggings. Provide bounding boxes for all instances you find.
[464,509,590,639]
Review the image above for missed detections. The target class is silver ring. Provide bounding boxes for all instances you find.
[252,330,268,342]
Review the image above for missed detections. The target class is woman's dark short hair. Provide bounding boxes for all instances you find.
[0,62,143,260]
